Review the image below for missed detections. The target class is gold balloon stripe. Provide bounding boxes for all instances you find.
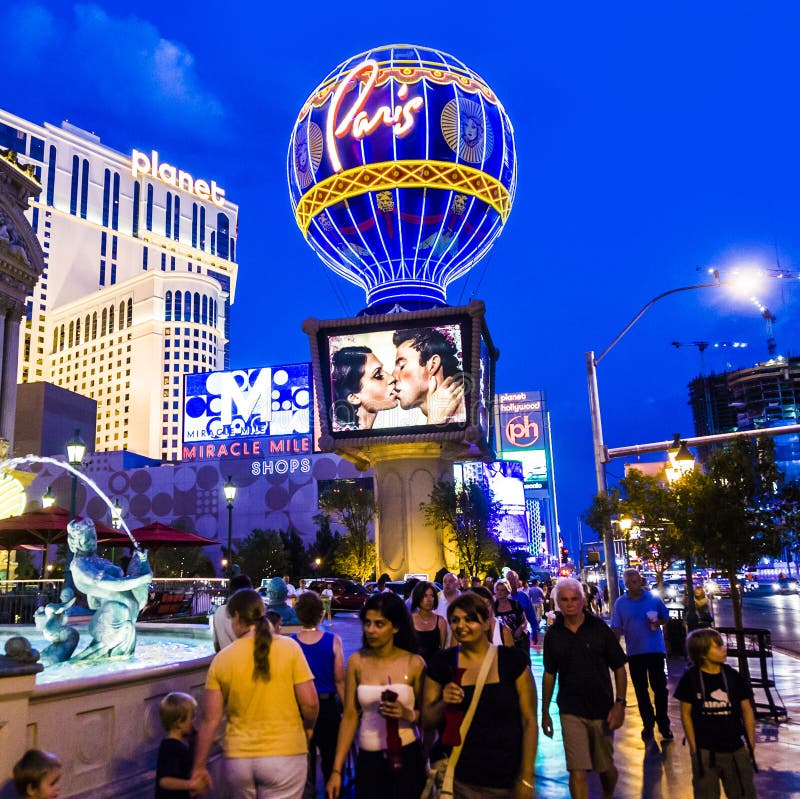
[295,160,511,236]
[297,65,497,121]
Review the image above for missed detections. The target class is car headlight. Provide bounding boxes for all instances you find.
[773,583,781,591]
[706,581,719,593]
[666,587,677,598]
[789,581,798,591]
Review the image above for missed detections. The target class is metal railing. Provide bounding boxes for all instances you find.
[0,578,228,624]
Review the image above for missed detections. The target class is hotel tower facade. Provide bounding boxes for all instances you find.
[0,110,238,461]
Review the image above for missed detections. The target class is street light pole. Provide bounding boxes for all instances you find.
[223,476,237,580]
[65,430,86,591]
[586,281,725,609]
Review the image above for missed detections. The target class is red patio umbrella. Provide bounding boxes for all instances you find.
[0,505,119,575]
[110,522,217,552]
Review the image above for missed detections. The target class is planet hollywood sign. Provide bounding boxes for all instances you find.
[131,149,227,207]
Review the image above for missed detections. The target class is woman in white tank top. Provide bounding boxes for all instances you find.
[326,592,426,799]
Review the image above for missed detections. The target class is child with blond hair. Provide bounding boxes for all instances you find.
[156,692,209,798]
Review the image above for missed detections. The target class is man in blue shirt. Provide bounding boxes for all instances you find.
[611,569,672,742]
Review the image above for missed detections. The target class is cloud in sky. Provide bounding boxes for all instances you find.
[2,2,225,145]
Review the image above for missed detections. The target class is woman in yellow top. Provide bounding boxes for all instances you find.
[193,588,319,799]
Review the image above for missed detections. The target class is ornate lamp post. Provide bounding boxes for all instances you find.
[665,434,697,616]
[64,430,86,590]
[223,476,237,579]
[66,429,86,520]
[39,486,56,577]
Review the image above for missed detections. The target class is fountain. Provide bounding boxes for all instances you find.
[0,456,220,798]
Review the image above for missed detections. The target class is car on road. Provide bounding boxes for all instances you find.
[704,571,734,598]
[307,579,369,613]
[773,577,799,595]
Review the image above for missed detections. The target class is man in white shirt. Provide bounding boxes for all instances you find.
[211,574,252,651]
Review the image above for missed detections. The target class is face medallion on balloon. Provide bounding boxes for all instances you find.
[287,44,517,313]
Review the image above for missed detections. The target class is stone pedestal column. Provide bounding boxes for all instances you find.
[0,663,42,786]
[0,309,21,444]
[366,443,460,579]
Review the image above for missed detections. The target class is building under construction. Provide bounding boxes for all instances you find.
[688,356,800,481]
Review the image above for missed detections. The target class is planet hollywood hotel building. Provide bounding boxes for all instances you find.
[0,109,238,461]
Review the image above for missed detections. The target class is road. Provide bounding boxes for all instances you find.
[701,586,800,655]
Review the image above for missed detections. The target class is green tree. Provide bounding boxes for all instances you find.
[280,529,311,581]
[236,529,289,585]
[150,547,216,578]
[676,438,786,675]
[310,512,342,575]
[420,479,503,579]
[318,482,377,583]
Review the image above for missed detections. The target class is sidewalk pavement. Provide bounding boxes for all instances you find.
[327,614,800,798]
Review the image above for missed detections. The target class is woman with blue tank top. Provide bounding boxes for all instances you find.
[293,592,345,798]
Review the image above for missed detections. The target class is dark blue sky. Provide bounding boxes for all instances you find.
[3,2,800,551]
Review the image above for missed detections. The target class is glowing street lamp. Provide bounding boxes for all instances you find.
[64,430,86,591]
[665,434,696,484]
[41,486,55,509]
[66,429,86,520]
[223,476,237,579]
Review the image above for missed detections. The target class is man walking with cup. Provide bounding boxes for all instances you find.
[611,569,672,742]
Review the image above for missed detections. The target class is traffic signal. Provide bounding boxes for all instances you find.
[560,546,569,564]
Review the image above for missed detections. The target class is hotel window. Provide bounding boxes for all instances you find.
[173,196,180,240]
[199,206,206,249]
[84,315,90,341]
[142,248,148,270]
[165,192,172,238]
[75,321,81,346]
[230,239,236,262]
[127,299,133,327]
[111,264,116,284]
[68,322,74,348]
[109,305,114,333]
[80,159,89,219]
[201,295,208,324]
[183,291,191,322]
[101,232,107,256]
[192,203,198,247]
[193,292,200,323]
[132,181,140,237]
[174,291,182,320]
[165,291,173,322]
[146,184,154,231]
[29,135,44,162]
[210,231,215,255]
[46,147,56,206]
[216,212,229,259]
[161,253,166,271]
[99,260,106,286]
[70,155,79,215]
[119,302,125,329]
[112,172,120,230]
[92,313,97,339]
[102,169,110,226]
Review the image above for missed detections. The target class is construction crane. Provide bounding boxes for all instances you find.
[671,341,748,374]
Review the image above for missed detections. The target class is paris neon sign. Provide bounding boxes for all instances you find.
[326,59,424,173]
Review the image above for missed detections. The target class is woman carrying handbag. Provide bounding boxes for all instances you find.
[422,593,538,798]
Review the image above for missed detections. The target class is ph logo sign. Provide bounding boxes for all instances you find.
[504,415,540,448]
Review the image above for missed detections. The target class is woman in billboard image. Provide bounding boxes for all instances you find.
[331,345,398,430]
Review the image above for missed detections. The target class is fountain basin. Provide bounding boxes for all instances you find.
[0,623,221,799]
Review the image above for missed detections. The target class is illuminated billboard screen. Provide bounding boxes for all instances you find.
[307,303,496,453]
[182,364,312,461]
[495,391,548,486]
[484,460,529,545]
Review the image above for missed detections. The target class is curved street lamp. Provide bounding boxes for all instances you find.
[223,476,237,579]
[586,280,726,608]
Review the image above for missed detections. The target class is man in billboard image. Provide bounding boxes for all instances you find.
[331,346,398,430]
[391,327,466,424]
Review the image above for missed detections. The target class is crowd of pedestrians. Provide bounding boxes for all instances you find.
[12,566,760,799]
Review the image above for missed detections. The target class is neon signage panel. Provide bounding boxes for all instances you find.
[132,149,227,207]
[288,44,517,311]
[182,364,311,461]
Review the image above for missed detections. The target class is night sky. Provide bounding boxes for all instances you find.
[3,2,800,553]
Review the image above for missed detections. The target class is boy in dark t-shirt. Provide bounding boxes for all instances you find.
[674,629,757,799]
[155,692,209,799]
